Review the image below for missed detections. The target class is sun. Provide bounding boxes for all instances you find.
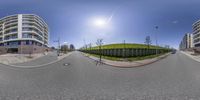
[93,18,107,28]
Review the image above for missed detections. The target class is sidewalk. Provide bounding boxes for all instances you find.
[83,53,170,68]
[0,52,52,65]
[181,51,200,63]
[14,51,57,66]
[13,52,70,67]
[0,51,71,67]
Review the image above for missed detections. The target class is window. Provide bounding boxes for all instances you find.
[9,41,18,46]
[4,35,17,40]
[22,33,32,38]
[4,28,18,34]
[0,43,3,46]
[26,40,29,45]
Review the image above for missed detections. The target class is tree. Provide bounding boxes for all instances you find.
[61,44,68,54]
[96,39,103,62]
[69,44,75,51]
[145,36,152,49]
[88,43,92,49]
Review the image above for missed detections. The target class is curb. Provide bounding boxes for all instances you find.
[180,51,200,63]
[0,52,72,68]
[82,53,171,68]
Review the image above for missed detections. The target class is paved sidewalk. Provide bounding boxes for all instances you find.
[0,52,51,65]
[83,53,170,68]
[0,51,71,67]
[14,51,57,66]
[13,52,70,67]
[181,51,200,63]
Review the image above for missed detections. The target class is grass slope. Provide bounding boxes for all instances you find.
[85,43,167,50]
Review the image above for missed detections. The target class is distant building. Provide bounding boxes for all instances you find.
[179,33,193,50]
[192,20,200,47]
[0,14,49,54]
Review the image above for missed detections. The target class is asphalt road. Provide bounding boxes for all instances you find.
[0,51,200,99]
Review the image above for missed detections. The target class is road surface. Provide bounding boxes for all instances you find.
[0,51,200,99]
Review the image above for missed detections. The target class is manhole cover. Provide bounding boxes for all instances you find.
[63,63,70,66]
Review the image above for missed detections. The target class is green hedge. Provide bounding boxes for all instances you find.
[80,48,170,58]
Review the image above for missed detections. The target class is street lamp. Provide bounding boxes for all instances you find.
[53,37,60,56]
[155,26,159,55]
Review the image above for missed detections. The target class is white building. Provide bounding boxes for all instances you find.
[179,33,193,50]
[0,14,49,54]
[192,20,200,47]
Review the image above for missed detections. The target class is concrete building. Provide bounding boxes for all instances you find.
[0,14,49,54]
[193,20,200,48]
[179,33,193,50]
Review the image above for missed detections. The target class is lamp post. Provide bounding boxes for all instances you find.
[54,37,60,56]
[20,41,23,59]
[155,26,159,55]
[89,43,92,53]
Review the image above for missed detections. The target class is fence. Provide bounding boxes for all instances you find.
[80,48,170,58]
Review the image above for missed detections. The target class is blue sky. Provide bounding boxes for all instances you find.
[1,0,200,49]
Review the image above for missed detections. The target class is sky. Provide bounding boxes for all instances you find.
[1,0,200,49]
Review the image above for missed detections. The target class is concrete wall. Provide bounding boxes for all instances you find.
[81,48,171,58]
[18,45,50,54]
[0,47,7,54]
[193,47,200,54]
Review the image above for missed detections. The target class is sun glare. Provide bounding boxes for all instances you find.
[93,18,107,28]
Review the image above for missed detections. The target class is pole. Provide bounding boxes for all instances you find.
[89,43,92,53]
[155,26,158,55]
[83,39,86,49]
[20,41,22,59]
[58,38,60,56]
[100,42,101,62]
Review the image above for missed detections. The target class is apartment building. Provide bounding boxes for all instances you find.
[193,20,200,48]
[0,14,49,54]
[179,33,193,50]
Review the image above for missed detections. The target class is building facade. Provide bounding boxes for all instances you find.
[179,33,193,50]
[193,20,200,47]
[0,14,49,54]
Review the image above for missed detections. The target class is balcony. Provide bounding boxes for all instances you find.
[194,38,200,44]
[4,26,18,31]
[4,24,18,29]
[4,34,17,38]
[22,33,33,38]
[4,19,18,25]
[23,19,44,29]
[22,27,43,37]
[4,21,18,27]
[4,28,18,35]
[22,23,43,32]
[4,32,18,36]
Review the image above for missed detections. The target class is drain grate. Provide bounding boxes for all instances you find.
[63,63,70,66]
